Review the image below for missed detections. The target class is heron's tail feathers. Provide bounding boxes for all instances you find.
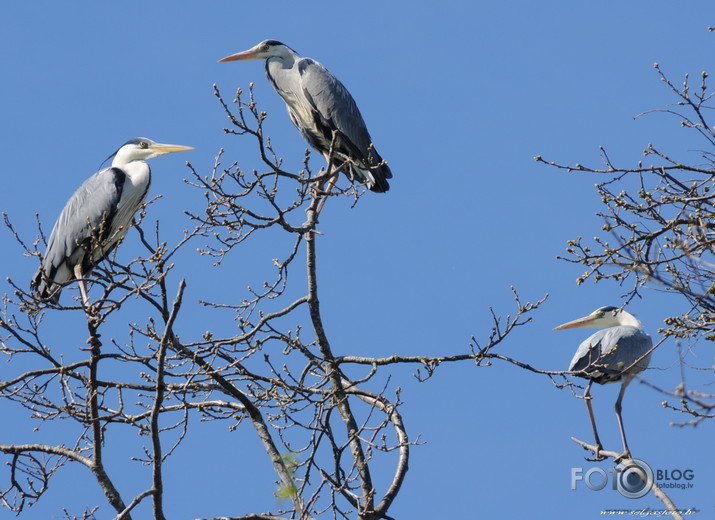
[367,163,392,193]
[350,154,392,193]
[31,264,69,304]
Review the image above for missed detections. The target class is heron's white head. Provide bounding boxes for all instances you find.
[218,40,298,63]
[111,138,193,168]
[554,306,642,330]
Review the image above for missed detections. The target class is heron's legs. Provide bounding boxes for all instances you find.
[584,381,606,461]
[315,172,339,215]
[73,264,90,307]
[615,381,632,460]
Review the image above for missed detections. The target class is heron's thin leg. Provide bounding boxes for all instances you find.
[315,172,339,215]
[73,264,90,307]
[584,381,605,460]
[615,381,632,459]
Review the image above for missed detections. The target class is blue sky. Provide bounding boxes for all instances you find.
[0,1,713,519]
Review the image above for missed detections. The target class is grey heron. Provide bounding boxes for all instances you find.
[555,306,652,460]
[31,138,192,305]
[218,40,392,193]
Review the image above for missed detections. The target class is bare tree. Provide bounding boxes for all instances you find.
[536,63,715,427]
[0,84,546,520]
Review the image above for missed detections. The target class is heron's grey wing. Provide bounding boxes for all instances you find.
[298,60,372,155]
[298,59,392,190]
[32,167,125,301]
[569,326,652,384]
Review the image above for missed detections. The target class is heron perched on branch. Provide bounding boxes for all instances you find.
[555,306,653,460]
[219,40,392,194]
[31,138,192,305]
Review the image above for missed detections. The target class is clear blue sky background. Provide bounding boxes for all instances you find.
[0,2,713,519]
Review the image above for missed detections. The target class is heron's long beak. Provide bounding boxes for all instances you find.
[218,48,260,63]
[554,315,597,331]
[150,143,193,157]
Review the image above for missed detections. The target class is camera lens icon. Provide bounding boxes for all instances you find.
[616,458,653,499]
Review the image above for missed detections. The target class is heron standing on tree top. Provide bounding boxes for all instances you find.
[555,306,653,460]
[219,40,392,194]
[31,138,192,305]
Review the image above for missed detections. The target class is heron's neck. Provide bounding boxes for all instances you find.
[268,50,298,69]
[114,159,151,189]
[619,311,642,328]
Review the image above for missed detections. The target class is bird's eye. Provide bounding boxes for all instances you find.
[139,141,149,149]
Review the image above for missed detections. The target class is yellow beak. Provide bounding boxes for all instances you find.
[151,143,194,157]
[553,315,597,331]
[218,45,262,63]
